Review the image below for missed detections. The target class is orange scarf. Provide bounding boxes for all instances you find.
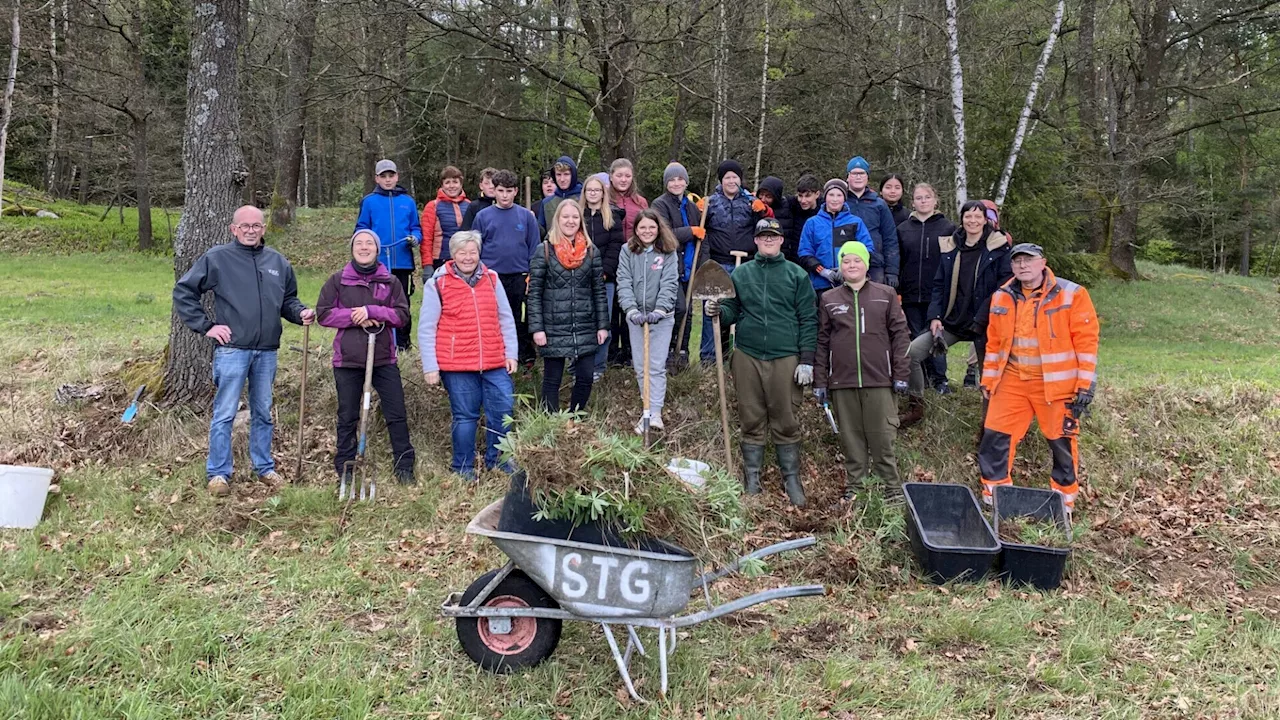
[553,231,590,269]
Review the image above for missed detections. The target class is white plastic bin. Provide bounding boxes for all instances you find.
[0,465,55,529]
[666,458,710,489]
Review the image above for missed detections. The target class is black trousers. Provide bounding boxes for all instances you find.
[669,280,694,358]
[542,354,595,413]
[390,269,415,350]
[334,365,416,476]
[499,272,535,364]
[902,301,948,385]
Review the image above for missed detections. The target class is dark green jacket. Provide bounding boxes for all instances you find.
[527,241,608,359]
[718,251,818,363]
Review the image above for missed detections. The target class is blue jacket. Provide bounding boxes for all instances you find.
[796,206,874,290]
[473,204,541,274]
[704,188,767,264]
[538,155,584,231]
[355,186,422,271]
[846,188,899,277]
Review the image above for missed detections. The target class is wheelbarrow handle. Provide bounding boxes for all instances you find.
[670,584,826,628]
[697,536,818,586]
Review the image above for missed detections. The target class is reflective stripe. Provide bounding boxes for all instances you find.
[982,369,1000,377]
[1078,370,1097,381]
[1042,370,1076,382]
[1041,351,1076,363]
[1009,354,1041,366]
[984,353,1001,362]
[1077,353,1097,364]
[1013,337,1039,348]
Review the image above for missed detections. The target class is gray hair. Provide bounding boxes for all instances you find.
[449,230,482,257]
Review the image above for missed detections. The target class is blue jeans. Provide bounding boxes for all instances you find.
[700,262,736,363]
[208,347,278,480]
[594,282,616,374]
[441,368,515,476]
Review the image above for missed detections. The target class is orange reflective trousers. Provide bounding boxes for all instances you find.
[977,373,1079,509]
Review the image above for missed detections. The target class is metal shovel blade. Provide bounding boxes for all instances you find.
[121,384,147,424]
[690,260,736,301]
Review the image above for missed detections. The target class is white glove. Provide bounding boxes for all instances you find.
[794,364,814,385]
[819,268,841,284]
[704,299,720,317]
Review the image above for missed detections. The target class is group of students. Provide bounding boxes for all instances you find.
[175,152,1099,517]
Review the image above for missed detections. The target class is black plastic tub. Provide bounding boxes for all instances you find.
[902,483,1000,583]
[993,485,1071,590]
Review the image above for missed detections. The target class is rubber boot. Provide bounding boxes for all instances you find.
[899,396,925,429]
[741,443,765,495]
[776,443,806,507]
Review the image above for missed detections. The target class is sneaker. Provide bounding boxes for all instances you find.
[650,414,664,431]
[259,471,283,484]
[934,381,953,395]
[634,417,647,435]
[207,476,230,497]
[592,371,605,383]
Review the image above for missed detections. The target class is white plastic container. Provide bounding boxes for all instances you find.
[0,465,55,529]
[666,458,710,489]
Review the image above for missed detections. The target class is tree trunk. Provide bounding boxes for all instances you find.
[1077,0,1106,252]
[46,0,61,195]
[132,114,153,250]
[943,0,967,206]
[752,0,770,189]
[0,4,19,216]
[1239,198,1252,277]
[581,0,637,162]
[163,0,247,405]
[993,0,1064,207]
[270,0,317,227]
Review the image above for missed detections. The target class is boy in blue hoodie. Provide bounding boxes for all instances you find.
[355,159,422,350]
[473,169,542,366]
[537,155,583,233]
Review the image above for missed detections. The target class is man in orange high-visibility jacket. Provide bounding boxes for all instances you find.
[978,243,1099,511]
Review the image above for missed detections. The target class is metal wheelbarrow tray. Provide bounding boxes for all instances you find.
[442,500,825,701]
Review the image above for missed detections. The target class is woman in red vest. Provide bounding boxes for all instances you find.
[419,230,520,480]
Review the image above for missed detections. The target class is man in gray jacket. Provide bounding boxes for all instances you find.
[173,206,315,497]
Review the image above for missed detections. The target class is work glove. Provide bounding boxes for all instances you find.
[893,380,909,396]
[696,197,707,212]
[691,226,706,240]
[1068,388,1094,419]
[819,267,841,284]
[704,299,720,317]
[930,330,948,357]
[751,199,767,213]
[886,273,899,288]
[645,310,667,324]
[627,309,646,326]
[794,364,814,386]
[813,387,828,404]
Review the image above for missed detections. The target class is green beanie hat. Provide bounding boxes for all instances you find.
[838,241,870,267]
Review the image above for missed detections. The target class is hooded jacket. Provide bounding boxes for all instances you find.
[355,186,422,271]
[845,187,900,278]
[461,195,495,231]
[420,188,471,265]
[796,205,874,290]
[896,212,957,305]
[758,177,795,260]
[650,191,703,282]
[316,261,410,368]
[784,196,819,265]
[583,204,627,282]
[928,227,1013,338]
[173,240,307,351]
[538,156,583,231]
[616,244,679,316]
[527,241,609,358]
[815,280,911,390]
[718,250,818,363]
[886,200,910,228]
[418,260,518,373]
[704,187,769,264]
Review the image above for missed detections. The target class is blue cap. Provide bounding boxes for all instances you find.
[846,156,870,174]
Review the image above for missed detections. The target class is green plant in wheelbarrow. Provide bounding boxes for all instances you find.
[997,514,1076,548]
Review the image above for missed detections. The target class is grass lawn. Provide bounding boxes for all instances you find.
[2,215,1280,718]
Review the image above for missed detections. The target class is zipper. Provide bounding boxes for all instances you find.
[471,278,483,368]
[387,192,396,269]
[254,251,264,348]
[853,287,862,387]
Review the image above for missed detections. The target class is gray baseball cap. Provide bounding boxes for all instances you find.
[374,159,398,175]
[1010,242,1044,258]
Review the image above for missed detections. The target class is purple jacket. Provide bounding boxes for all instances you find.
[316,262,411,368]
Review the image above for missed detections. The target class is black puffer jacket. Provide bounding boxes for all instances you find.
[897,212,957,305]
[583,204,626,282]
[527,240,609,358]
[759,177,797,262]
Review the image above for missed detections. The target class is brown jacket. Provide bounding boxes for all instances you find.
[815,280,911,390]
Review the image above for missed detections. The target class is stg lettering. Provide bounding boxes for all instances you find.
[558,552,652,605]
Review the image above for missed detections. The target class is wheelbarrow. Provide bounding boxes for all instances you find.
[442,500,824,701]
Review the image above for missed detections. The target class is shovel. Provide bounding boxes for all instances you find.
[341,325,382,502]
[121,384,146,424]
[675,193,709,366]
[294,323,310,484]
[641,321,651,447]
[691,261,735,475]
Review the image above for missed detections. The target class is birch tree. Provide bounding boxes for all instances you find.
[0,3,18,215]
[752,0,770,189]
[943,0,967,206]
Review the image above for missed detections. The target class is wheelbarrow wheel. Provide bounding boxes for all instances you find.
[457,568,562,672]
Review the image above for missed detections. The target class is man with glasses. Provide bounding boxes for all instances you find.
[174,205,315,497]
[355,159,422,351]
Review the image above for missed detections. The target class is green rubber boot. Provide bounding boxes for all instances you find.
[776,443,806,507]
[741,443,765,495]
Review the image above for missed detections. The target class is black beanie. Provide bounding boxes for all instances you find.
[717,159,744,182]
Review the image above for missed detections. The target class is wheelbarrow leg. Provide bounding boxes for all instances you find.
[658,624,669,697]
[602,623,644,703]
[625,626,647,658]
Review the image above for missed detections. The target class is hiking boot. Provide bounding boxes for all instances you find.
[776,443,806,507]
[396,470,417,486]
[259,471,283,484]
[207,476,230,497]
[963,365,978,388]
[741,443,765,495]
[899,396,925,429]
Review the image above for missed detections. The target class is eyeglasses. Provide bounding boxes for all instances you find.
[236,223,265,232]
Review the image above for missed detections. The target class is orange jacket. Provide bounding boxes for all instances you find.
[420,188,470,265]
[982,268,1098,402]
